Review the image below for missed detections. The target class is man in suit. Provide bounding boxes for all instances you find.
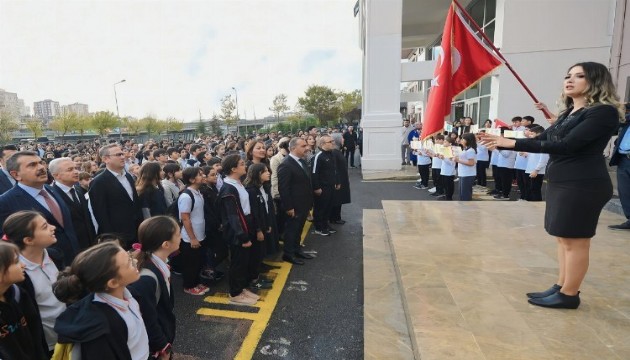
[342,126,358,168]
[277,138,314,265]
[49,157,96,250]
[89,144,143,248]
[311,135,339,236]
[609,104,630,230]
[0,151,80,266]
[0,145,17,195]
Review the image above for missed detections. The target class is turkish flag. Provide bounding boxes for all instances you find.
[421,3,503,140]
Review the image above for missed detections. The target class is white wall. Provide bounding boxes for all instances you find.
[492,0,615,126]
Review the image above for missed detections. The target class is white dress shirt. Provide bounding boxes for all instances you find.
[107,168,134,200]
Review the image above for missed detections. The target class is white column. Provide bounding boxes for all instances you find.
[360,0,403,174]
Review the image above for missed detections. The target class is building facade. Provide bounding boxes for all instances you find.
[61,102,89,116]
[0,89,29,118]
[33,99,60,122]
[358,0,629,173]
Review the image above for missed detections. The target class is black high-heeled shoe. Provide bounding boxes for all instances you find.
[526,284,561,299]
[527,291,580,309]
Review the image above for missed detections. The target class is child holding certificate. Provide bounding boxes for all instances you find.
[437,137,457,200]
[454,133,478,201]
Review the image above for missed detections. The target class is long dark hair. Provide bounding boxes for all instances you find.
[136,162,163,196]
[136,216,179,270]
[53,242,122,304]
[461,133,477,153]
[0,242,20,276]
[2,210,41,250]
[243,163,268,188]
[562,62,623,118]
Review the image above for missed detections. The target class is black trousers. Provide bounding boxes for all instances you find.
[476,160,489,186]
[345,147,356,167]
[248,238,264,282]
[229,244,251,297]
[529,174,544,201]
[417,164,430,187]
[274,198,286,238]
[432,168,444,194]
[498,167,514,198]
[492,165,502,192]
[283,211,307,256]
[313,186,334,231]
[329,205,342,222]
[180,240,206,289]
[442,175,454,200]
[514,169,529,200]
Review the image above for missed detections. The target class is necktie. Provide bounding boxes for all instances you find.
[40,190,64,226]
[69,188,80,204]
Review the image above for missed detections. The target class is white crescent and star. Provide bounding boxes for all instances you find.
[430,47,462,88]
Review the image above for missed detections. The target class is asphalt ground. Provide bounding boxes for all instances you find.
[170,165,530,360]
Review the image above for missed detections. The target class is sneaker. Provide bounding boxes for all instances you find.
[430,192,441,197]
[454,177,460,182]
[326,228,337,234]
[250,280,272,290]
[493,195,510,201]
[184,285,209,296]
[314,230,330,236]
[242,288,261,300]
[197,284,210,293]
[436,195,446,200]
[428,187,436,193]
[413,184,423,190]
[229,292,258,305]
[608,221,630,230]
[200,269,220,281]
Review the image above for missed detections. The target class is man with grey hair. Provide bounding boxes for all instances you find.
[89,143,143,248]
[311,135,339,236]
[49,157,96,250]
[0,151,80,265]
[271,137,291,238]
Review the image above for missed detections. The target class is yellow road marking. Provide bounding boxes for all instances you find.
[197,308,258,321]
[195,220,312,360]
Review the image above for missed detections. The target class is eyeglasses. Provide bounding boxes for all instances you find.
[127,251,138,268]
[107,152,125,157]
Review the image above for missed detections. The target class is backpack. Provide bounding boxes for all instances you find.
[166,189,195,226]
[139,268,161,304]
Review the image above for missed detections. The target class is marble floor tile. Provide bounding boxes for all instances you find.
[372,201,630,360]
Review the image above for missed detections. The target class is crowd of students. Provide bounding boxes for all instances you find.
[0,126,354,359]
[410,116,550,201]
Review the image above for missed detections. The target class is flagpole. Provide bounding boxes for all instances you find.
[451,0,553,119]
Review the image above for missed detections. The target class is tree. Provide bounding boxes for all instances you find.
[338,89,362,123]
[91,111,119,138]
[196,119,207,135]
[141,116,163,140]
[123,117,143,136]
[49,113,79,142]
[75,115,93,139]
[210,114,223,136]
[25,119,44,139]
[219,94,237,133]
[269,93,290,121]
[164,117,184,139]
[298,85,341,125]
[0,110,19,144]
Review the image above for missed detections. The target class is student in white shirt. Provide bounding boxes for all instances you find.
[428,135,445,196]
[454,133,477,201]
[475,133,490,188]
[437,137,457,201]
[525,125,549,201]
[495,129,517,200]
[3,211,65,355]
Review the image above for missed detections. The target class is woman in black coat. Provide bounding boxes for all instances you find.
[480,62,623,309]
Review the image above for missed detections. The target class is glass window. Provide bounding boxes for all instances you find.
[455,92,465,101]
[470,0,485,26]
[479,96,490,123]
[480,76,492,96]
[465,83,480,99]
[485,0,496,23]
[483,21,495,43]
[452,102,465,122]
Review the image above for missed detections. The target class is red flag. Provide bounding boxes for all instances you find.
[494,118,509,128]
[421,3,503,140]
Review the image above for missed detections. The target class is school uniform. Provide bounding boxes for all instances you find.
[525,152,549,201]
[178,187,206,289]
[440,155,456,200]
[0,285,48,360]
[476,143,490,187]
[496,150,517,199]
[514,151,529,200]
[457,148,477,201]
[431,154,444,195]
[490,148,502,193]
[416,150,432,187]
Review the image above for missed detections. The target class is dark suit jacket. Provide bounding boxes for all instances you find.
[0,170,14,195]
[609,122,630,166]
[50,183,96,250]
[89,169,142,248]
[0,184,80,266]
[277,155,313,215]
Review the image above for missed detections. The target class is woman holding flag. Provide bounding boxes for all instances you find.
[480,62,623,309]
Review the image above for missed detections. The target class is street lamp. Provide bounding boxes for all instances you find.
[232,87,240,134]
[114,79,126,141]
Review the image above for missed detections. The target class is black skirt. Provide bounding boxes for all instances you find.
[545,178,613,238]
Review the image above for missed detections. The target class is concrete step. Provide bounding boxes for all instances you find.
[362,209,415,360]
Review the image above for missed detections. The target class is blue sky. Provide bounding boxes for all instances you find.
[0,0,362,121]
